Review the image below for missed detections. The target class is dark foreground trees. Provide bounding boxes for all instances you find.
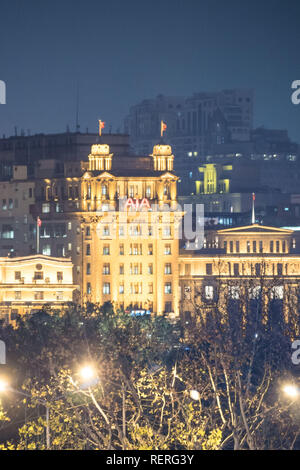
[0,300,299,450]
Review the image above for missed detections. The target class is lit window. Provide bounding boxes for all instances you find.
[204,285,213,300]
[2,225,14,239]
[146,186,151,198]
[14,291,21,300]
[42,244,51,256]
[163,226,171,237]
[103,263,110,275]
[103,244,110,255]
[56,292,63,301]
[249,286,261,299]
[164,263,172,274]
[42,203,50,213]
[164,244,171,255]
[164,282,172,294]
[34,291,44,300]
[103,282,110,295]
[229,286,240,299]
[270,286,284,300]
[103,226,110,236]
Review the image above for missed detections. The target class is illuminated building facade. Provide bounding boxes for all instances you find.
[1,130,300,323]
[0,165,36,257]
[0,254,76,323]
[34,141,182,315]
[180,224,300,327]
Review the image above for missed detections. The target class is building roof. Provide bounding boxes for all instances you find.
[217,223,294,234]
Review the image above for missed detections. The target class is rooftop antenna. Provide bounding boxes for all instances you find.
[251,193,256,224]
[75,84,80,133]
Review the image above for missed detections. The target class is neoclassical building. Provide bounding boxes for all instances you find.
[180,224,300,327]
[7,135,300,321]
[34,141,182,315]
[0,254,76,323]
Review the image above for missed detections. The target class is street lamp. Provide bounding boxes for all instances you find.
[0,377,50,449]
[283,384,300,399]
[190,389,201,401]
[76,364,99,390]
[0,378,8,392]
[80,365,96,381]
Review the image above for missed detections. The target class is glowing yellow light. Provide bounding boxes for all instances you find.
[152,145,172,156]
[80,365,96,381]
[283,384,299,398]
[190,390,200,401]
[91,144,110,156]
[0,378,8,392]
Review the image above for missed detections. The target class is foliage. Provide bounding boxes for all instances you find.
[0,300,299,450]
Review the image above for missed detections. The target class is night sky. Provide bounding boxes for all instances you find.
[1,0,300,140]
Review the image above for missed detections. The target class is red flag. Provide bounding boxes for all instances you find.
[161,120,167,137]
[37,216,42,227]
[99,120,105,136]
[252,193,255,201]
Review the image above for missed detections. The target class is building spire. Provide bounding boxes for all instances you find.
[251,192,256,224]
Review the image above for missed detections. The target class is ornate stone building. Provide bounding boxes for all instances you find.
[180,224,300,327]
[34,140,182,315]
[0,254,76,323]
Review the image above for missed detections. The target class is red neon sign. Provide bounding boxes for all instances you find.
[124,198,151,210]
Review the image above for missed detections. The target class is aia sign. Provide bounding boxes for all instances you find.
[124,198,151,210]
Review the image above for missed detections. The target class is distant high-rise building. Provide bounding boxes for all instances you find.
[124,89,254,194]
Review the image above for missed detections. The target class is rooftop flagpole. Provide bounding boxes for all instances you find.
[37,216,42,253]
[99,120,105,137]
[251,193,255,224]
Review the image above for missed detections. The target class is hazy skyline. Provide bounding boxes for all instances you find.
[1,0,300,140]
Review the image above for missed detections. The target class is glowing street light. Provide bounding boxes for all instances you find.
[283,384,300,399]
[80,365,96,381]
[77,364,99,390]
[190,389,201,401]
[0,378,8,392]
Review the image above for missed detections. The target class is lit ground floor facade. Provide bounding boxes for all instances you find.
[179,252,300,332]
[0,255,77,323]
